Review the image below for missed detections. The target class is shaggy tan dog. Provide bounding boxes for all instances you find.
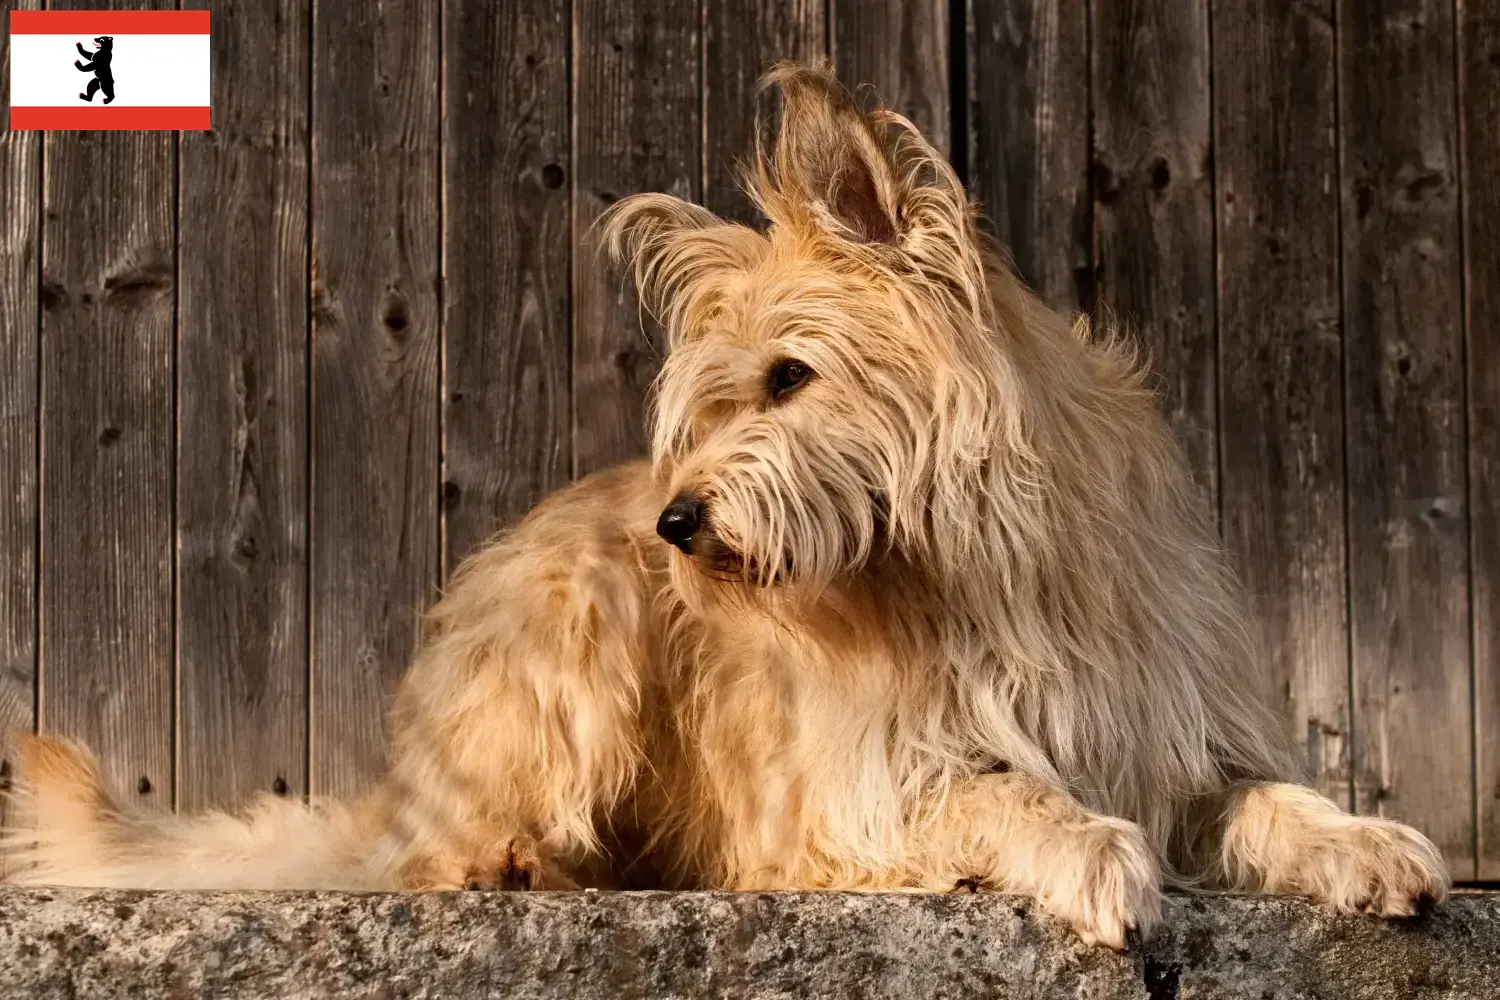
[4,63,1447,949]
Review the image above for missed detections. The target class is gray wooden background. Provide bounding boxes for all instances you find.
[0,0,1496,882]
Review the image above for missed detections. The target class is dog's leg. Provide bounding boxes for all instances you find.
[911,771,1163,949]
[1212,781,1448,916]
[383,609,647,892]
[373,490,657,892]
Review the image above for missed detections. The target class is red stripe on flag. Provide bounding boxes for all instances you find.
[9,10,210,34]
[10,106,211,131]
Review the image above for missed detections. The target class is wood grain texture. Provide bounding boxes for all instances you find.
[310,0,440,796]
[830,0,949,155]
[1340,0,1471,877]
[1213,0,1351,805]
[442,0,570,571]
[39,0,177,811]
[0,0,40,844]
[1092,0,1216,499]
[966,0,1090,313]
[572,0,700,475]
[702,0,827,224]
[176,0,309,812]
[1465,0,1500,882]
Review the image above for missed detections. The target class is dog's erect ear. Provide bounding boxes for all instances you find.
[598,193,762,341]
[599,192,723,270]
[760,63,903,245]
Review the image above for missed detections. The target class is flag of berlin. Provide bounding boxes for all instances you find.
[9,10,210,130]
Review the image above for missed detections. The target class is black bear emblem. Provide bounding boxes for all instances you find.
[75,35,115,104]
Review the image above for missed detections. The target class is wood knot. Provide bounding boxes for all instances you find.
[235,534,260,561]
[40,280,68,310]
[613,347,647,380]
[1149,157,1171,191]
[383,300,410,335]
[104,265,172,305]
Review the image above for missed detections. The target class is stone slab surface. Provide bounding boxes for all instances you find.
[0,887,1496,999]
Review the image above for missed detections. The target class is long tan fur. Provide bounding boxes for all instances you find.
[3,63,1446,948]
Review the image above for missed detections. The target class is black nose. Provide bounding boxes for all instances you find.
[656,496,702,552]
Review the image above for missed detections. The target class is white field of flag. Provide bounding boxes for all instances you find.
[9,10,210,130]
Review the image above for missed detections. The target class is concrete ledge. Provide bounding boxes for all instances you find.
[0,888,1496,999]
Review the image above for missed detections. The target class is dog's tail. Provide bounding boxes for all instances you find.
[2,733,391,890]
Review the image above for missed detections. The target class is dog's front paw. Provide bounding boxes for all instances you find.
[1306,818,1449,918]
[1042,818,1163,949]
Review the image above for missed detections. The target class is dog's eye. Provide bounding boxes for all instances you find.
[767,359,814,400]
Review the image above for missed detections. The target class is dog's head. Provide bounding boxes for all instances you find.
[604,63,1026,592]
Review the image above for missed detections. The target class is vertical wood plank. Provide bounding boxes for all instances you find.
[40,2,177,811]
[1092,0,1217,499]
[702,0,827,225]
[311,0,440,796]
[1340,0,1472,877]
[1214,1,1351,804]
[176,0,309,811]
[966,0,1091,313]
[1336,0,1472,876]
[1465,0,1500,881]
[0,0,41,842]
[38,0,177,811]
[830,0,949,155]
[442,0,570,570]
[573,0,700,475]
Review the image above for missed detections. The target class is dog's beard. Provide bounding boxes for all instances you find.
[691,533,752,583]
[677,474,879,590]
[686,534,800,586]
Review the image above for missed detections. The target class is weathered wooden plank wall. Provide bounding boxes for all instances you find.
[1093,0,1216,498]
[0,0,39,850]
[572,0,700,477]
[965,0,1089,316]
[1463,0,1500,880]
[40,0,177,812]
[832,0,948,154]
[1213,0,1354,822]
[309,0,441,798]
[442,0,571,572]
[0,0,1492,879]
[1339,0,1472,872]
[176,0,309,812]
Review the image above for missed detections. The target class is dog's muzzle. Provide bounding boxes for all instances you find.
[656,495,702,553]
